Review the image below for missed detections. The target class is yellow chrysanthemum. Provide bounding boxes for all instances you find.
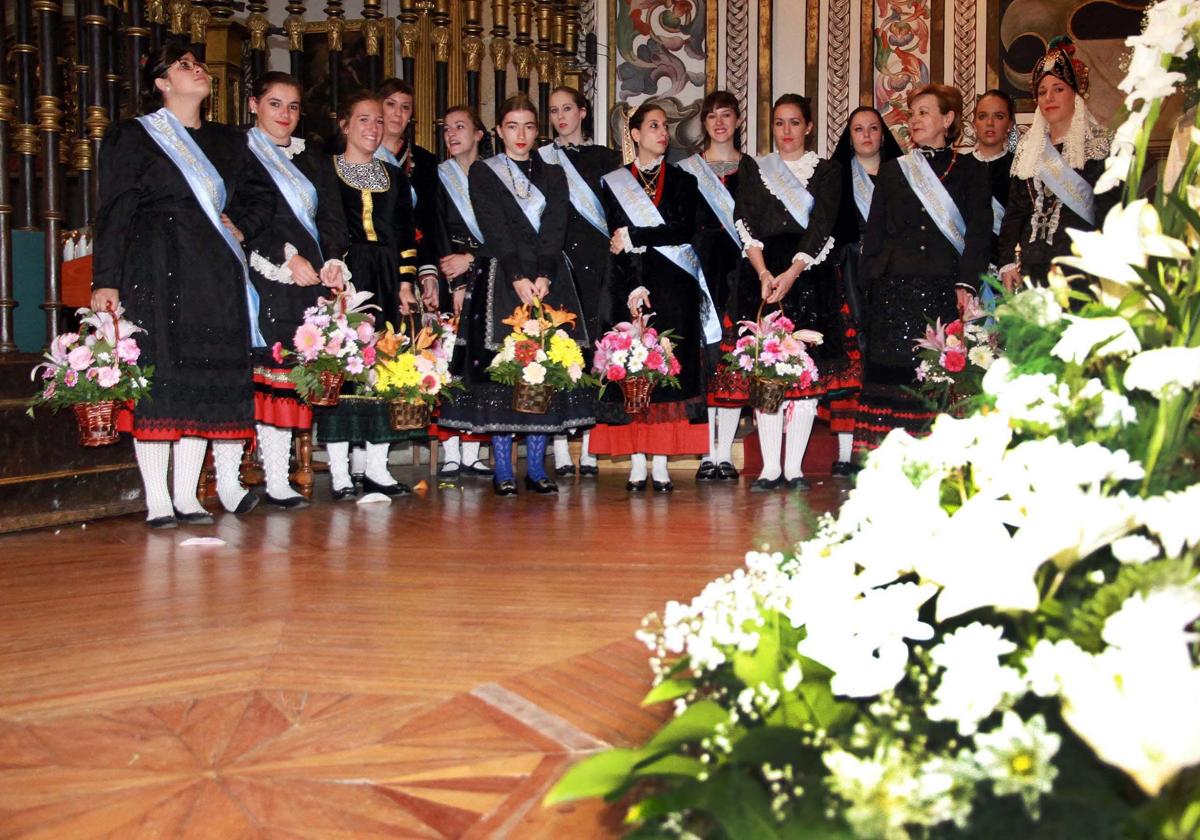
[548,331,583,367]
[375,355,421,391]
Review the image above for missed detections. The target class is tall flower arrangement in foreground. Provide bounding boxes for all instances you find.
[546,7,1200,837]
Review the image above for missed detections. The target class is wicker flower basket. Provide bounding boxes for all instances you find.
[308,370,345,407]
[512,381,555,414]
[72,400,121,447]
[388,399,432,431]
[619,376,655,415]
[749,376,787,414]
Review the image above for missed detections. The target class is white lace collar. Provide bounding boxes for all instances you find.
[762,150,819,189]
[971,147,1008,163]
[278,137,306,160]
[635,154,665,171]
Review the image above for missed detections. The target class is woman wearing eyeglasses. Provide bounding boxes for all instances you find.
[91,40,276,527]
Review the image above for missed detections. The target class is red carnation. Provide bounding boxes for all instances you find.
[945,320,964,336]
[942,349,966,372]
[514,339,539,364]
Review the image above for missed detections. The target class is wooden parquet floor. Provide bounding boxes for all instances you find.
[0,470,847,838]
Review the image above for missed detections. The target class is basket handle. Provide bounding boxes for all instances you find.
[105,301,120,344]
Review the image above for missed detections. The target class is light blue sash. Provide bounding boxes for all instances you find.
[677,153,739,248]
[991,196,1005,236]
[137,108,265,347]
[850,157,874,224]
[437,158,484,244]
[756,152,815,228]
[537,144,608,237]
[896,151,966,255]
[1036,140,1095,225]
[247,127,321,258]
[374,144,419,207]
[601,167,721,345]
[483,154,546,233]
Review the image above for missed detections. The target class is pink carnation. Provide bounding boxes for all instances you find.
[115,337,141,364]
[942,349,966,372]
[271,341,286,364]
[668,355,681,375]
[642,329,659,347]
[362,345,377,366]
[605,364,627,382]
[945,320,964,336]
[356,321,375,344]
[96,366,122,388]
[763,337,782,357]
[645,350,664,372]
[67,345,94,371]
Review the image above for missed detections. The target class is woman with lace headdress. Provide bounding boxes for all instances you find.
[998,37,1114,290]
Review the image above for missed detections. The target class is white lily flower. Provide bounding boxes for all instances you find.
[1057,201,1150,284]
[1137,483,1200,557]
[926,623,1026,736]
[1123,346,1200,399]
[1102,583,1200,669]
[1110,534,1160,564]
[1051,315,1141,364]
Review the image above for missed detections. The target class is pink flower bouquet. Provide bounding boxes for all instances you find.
[593,318,682,393]
[913,300,998,410]
[725,310,821,387]
[276,282,380,404]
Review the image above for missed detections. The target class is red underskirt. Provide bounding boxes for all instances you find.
[588,419,709,456]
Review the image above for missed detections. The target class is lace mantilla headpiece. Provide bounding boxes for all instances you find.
[1012,92,1110,179]
[1032,35,1089,96]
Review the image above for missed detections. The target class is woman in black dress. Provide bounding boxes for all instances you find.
[855,83,991,453]
[732,94,848,491]
[681,90,745,483]
[431,104,493,481]
[439,93,594,496]
[243,72,350,508]
[591,100,719,493]
[541,86,621,479]
[316,92,421,499]
[998,37,1112,290]
[829,106,901,474]
[91,41,275,526]
[970,89,1017,274]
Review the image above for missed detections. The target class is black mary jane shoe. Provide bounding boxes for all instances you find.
[695,461,718,482]
[716,461,740,481]
[361,477,412,496]
[554,464,577,478]
[524,476,559,494]
[331,485,358,501]
[437,461,462,480]
[652,480,674,493]
[626,479,648,492]
[750,476,784,492]
[493,479,518,497]
[233,492,261,515]
[147,515,178,530]
[265,494,310,510]
[464,460,494,478]
[578,463,600,477]
[830,461,861,477]
[786,476,812,491]
[173,507,215,525]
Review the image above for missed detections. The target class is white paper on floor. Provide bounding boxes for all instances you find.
[179,537,227,546]
[357,493,392,505]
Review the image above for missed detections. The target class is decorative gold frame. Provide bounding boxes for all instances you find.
[298,18,396,139]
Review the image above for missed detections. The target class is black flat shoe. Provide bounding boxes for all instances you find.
[750,476,784,492]
[173,508,215,525]
[233,492,260,515]
[146,515,178,529]
[524,476,559,494]
[652,480,674,493]
[554,464,577,477]
[331,485,357,501]
[831,461,861,477]
[493,479,518,496]
[716,461,740,481]
[464,460,494,477]
[626,479,647,492]
[437,461,462,480]
[578,463,599,477]
[786,476,812,491]
[695,460,718,481]
[361,477,411,496]
[265,494,310,509]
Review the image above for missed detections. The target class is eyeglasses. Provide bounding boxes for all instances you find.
[171,58,208,74]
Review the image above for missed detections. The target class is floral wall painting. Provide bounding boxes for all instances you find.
[609,0,717,152]
[998,0,1148,123]
[873,0,931,149]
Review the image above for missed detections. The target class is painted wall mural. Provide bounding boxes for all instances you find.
[873,0,931,148]
[611,0,712,150]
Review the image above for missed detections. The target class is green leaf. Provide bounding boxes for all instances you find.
[733,615,782,690]
[702,767,783,840]
[632,754,707,779]
[543,747,653,805]
[728,726,814,766]
[641,678,695,707]
[647,700,730,750]
[797,680,855,730]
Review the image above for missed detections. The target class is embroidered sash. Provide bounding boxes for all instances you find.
[601,167,722,344]
[677,153,739,247]
[991,196,1005,236]
[247,127,321,258]
[482,154,546,233]
[374,144,419,207]
[1036,140,1095,225]
[850,157,875,224]
[437,158,484,244]
[896,151,966,255]
[137,108,265,347]
[757,152,815,228]
[537,144,608,236]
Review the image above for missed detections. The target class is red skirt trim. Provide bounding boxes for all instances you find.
[253,367,314,430]
[588,418,709,456]
[428,422,490,443]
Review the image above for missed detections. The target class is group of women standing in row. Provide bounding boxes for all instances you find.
[92,36,1110,524]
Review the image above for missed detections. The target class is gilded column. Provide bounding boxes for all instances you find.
[533,0,552,134]
[74,0,94,224]
[167,0,190,37]
[86,0,112,221]
[188,2,211,60]
[398,0,419,85]
[0,11,17,351]
[362,0,384,91]
[245,0,271,81]
[489,0,511,124]
[284,0,306,80]
[512,0,533,95]
[431,0,451,156]
[147,0,166,54]
[125,0,150,114]
[324,1,346,123]
[461,0,484,113]
[36,0,66,344]
[14,0,39,230]
[105,0,122,122]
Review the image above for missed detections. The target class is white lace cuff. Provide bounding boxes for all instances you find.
[793,236,835,270]
[735,219,763,254]
[321,258,352,284]
[998,262,1020,277]
[249,243,299,285]
[615,227,646,254]
[628,286,650,309]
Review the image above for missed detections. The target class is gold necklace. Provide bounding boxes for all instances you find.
[504,156,531,200]
[635,163,660,198]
